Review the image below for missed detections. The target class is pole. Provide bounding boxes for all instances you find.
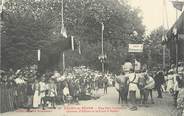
[1,0,4,13]
[63,52,65,72]
[101,22,104,55]
[175,0,178,73]
[71,36,74,51]
[61,0,64,27]
[37,49,41,73]
[163,45,166,69]
[78,41,81,54]
[101,22,104,72]
[162,0,168,70]
[168,48,171,67]
[175,37,178,73]
[148,50,151,70]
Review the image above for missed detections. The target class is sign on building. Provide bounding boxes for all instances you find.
[128,44,143,53]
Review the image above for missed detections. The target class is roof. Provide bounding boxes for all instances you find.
[167,11,184,40]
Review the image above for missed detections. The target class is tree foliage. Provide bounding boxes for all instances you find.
[1,0,146,73]
[143,27,170,70]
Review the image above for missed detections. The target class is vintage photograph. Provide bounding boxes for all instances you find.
[0,0,184,116]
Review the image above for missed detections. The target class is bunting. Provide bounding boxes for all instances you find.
[71,36,74,51]
[0,0,4,14]
[61,26,67,38]
[78,41,81,54]
[37,49,41,61]
[172,1,184,11]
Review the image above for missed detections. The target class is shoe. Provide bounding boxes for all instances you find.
[129,106,137,111]
[151,100,155,104]
[157,96,162,98]
[144,104,149,107]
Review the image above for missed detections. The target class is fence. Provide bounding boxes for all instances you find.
[0,84,27,113]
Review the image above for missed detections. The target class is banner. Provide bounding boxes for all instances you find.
[171,1,184,11]
[37,49,41,61]
[128,44,143,53]
[71,36,74,51]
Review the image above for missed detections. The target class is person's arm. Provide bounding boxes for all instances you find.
[127,78,130,84]
[54,84,57,96]
[173,82,178,92]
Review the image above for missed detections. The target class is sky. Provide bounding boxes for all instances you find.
[127,0,183,34]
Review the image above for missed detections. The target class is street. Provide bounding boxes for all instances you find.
[2,87,176,116]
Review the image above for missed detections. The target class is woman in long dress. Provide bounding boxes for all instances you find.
[166,71,175,93]
[48,79,57,108]
[33,80,40,108]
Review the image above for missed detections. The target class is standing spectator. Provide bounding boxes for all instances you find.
[63,83,70,103]
[147,71,155,104]
[127,69,139,111]
[166,70,175,94]
[26,79,34,111]
[173,72,183,107]
[33,79,40,108]
[56,80,65,104]
[48,78,57,108]
[7,78,16,111]
[112,78,115,87]
[68,79,75,101]
[154,71,165,98]
[144,72,155,105]
[103,77,108,94]
[73,80,80,104]
[116,73,129,105]
[39,76,46,105]
[80,79,86,96]
[176,76,184,116]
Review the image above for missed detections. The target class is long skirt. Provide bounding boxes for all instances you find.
[167,80,174,92]
[33,90,40,108]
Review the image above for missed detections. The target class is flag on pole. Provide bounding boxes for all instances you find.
[71,36,74,51]
[0,0,4,14]
[172,1,184,11]
[78,41,81,54]
[37,49,41,61]
[162,35,165,42]
[61,26,67,38]
[102,22,104,31]
[63,52,65,71]
[161,34,168,44]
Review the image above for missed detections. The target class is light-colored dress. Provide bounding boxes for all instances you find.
[33,83,40,108]
[39,81,46,98]
[63,87,70,96]
[166,74,174,92]
[48,83,57,97]
[127,73,140,98]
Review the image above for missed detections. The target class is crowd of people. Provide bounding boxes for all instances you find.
[164,64,184,116]
[115,61,184,114]
[1,62,184,115]
[0,65,113,112]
